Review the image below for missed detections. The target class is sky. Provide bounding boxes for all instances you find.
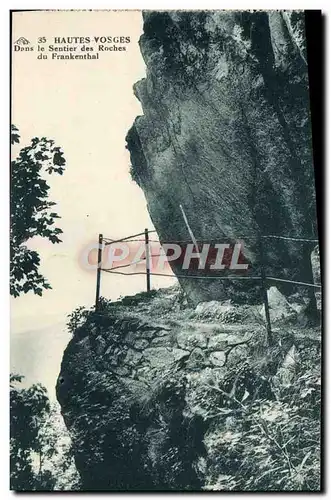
[11,11,174,397]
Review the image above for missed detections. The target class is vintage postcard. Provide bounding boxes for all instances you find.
[10,9,322,491]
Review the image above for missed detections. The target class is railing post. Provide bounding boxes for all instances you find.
[145,228,151,292]
[95,233,103,311]
[258,236,273,345]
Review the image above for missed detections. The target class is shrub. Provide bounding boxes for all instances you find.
[202,335,321,491]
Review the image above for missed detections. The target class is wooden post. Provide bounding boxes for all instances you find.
[95,233,103,311]
[258,236,273,345]
[145,228,151,292]
[179,203,199,254]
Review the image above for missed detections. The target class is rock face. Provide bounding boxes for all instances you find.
[57,310,253,489]
[56,289,257,490]
[126,10,318,304]
[57,287,321,491]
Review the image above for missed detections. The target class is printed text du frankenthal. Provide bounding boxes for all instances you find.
[14,35,131,59]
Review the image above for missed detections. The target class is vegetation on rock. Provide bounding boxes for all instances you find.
[59,286,321,491]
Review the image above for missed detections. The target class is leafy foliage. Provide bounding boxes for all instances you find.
[11,124,20,145]
[67,297,113,335]
[201,335,321,491]
[67,305,94,335]
[10,374,79,491]
[10,374,53,490]
[10,125,66,297]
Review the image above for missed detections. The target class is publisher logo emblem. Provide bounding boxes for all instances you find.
[14,37,30,45]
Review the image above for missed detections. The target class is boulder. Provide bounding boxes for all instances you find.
[126,10,317,304]
[260,286,297,323]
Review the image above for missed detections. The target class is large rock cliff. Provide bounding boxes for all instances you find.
[126,10,317,304]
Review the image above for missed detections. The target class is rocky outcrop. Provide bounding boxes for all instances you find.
[126,11,318,304]
[260,286,297,323]
[57,286,321,491]
[57,309,252,488]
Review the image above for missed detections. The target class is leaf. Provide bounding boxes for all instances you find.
[53,152,66,167]
[299,451,311,470]
[241,389,250,402]
[11,124,20,144]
